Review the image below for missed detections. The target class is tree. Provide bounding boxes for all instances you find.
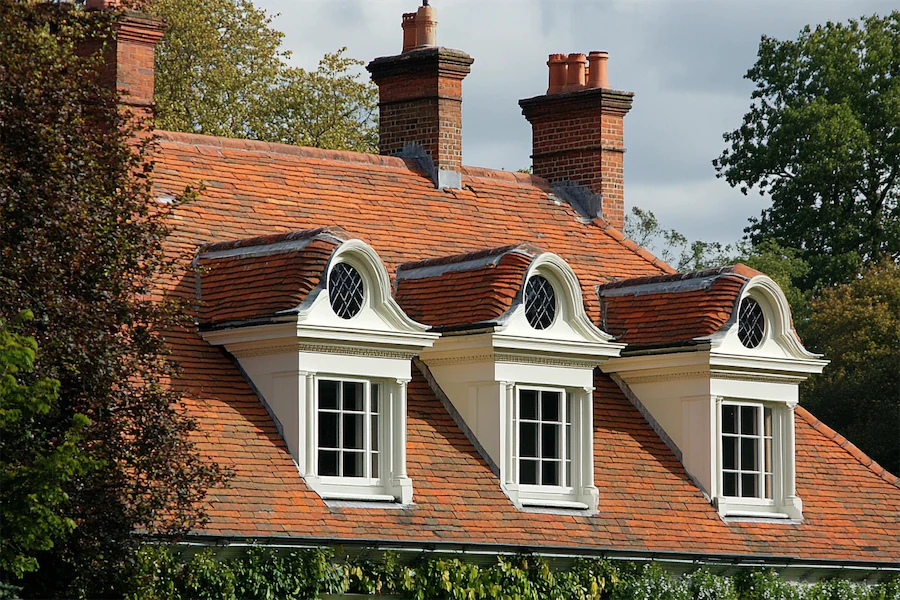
[739,239,812,323]
[0,2,221,596]
[800,261,900,476]
[714,12,900,290]
[0,311,95,582]
[152,0,378,152]
[624,207,736,272]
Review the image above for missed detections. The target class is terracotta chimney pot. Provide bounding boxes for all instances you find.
[587,51,609,89]
[561,53,586,93]
[402,12,417,52]
[546,54,567,95]
[415,2,437,48]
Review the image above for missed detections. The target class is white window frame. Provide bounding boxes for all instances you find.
[502,382,597,511]
[719,400,774,502]
[315,377,382,486]
[514,385,573,492]
[303,373,413,504]
[715,397,800,519]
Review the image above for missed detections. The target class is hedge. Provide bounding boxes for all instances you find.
[125,546,900,600]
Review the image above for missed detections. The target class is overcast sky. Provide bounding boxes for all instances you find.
[254,0,894,246]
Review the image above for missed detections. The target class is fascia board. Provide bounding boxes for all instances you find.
[200,320,438,353]
[295,324,438,351]
[709,351,827,376]
[201,322,298,346]
[420,331,621,364]
[601,350,711,376]
[491,333,623,360]
[601,347,827,380]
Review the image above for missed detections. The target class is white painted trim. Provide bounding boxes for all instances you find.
[318,492,396,502]
[520,498,589,510]
[715,399,802,520]
[510,252,620,346]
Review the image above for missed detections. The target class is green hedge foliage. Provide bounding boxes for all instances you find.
[128,546,900,600]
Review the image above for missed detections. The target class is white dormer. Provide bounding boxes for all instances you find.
[600,271,827,520]
[199,234,437,504]
[417,252,624,511]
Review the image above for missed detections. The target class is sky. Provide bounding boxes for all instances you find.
[253,0,894,246]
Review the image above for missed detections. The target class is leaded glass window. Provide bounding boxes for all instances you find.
[329,263,364,319]
[524,275,556,330]
[738,297,765,348]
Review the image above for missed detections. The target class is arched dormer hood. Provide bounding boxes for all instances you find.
[599,265,827,520]
[598,263,822,370]
[396,243,620,351]
[403,244,623,511]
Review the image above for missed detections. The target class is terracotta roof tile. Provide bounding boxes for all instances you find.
[395,245,537,328]
[167,327,900,560]
[153,131,671,329]
[148,131,899,564]
[197,229,345,325]
[598,265,756,345]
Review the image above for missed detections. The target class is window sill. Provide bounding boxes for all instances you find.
[319,491,397,502]
[520,498,589,510]
[724,510,789,519]
[306,474,414,505]
[715,495,802,522]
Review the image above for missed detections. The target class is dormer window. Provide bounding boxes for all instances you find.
[196,230,438,505]
[524,275,556,330]
[721,402,773,499]
[401,245,625,512]
[317,378,380,480]
[738,297,765,348]
[599,265,828,522]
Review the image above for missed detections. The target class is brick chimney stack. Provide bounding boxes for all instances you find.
[519,52,633,230]
[367,2,474,189]
[81,0,165,122]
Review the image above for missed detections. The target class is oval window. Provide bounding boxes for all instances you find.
[524,275,556,330]
[738,297,765,348]
[329,263,364,319]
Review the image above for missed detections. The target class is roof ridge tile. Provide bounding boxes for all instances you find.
[396,243,541,276]
[199,226,350,254]
[595,219,677,275]
[598,265,748,294]
[156,130,422,171]
[460,166,551,189]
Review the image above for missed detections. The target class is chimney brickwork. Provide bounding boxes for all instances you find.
[519,53,633,230]
[367,3,472,188]
[81,3,164,121]
[368,49,473,174]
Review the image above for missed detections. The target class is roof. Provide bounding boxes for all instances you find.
[395,244,539,329]
[196,227,348,326]
[598,264,762,346]
[170,325,900,560]
[153,131,673,325]
[149,131,900,566]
